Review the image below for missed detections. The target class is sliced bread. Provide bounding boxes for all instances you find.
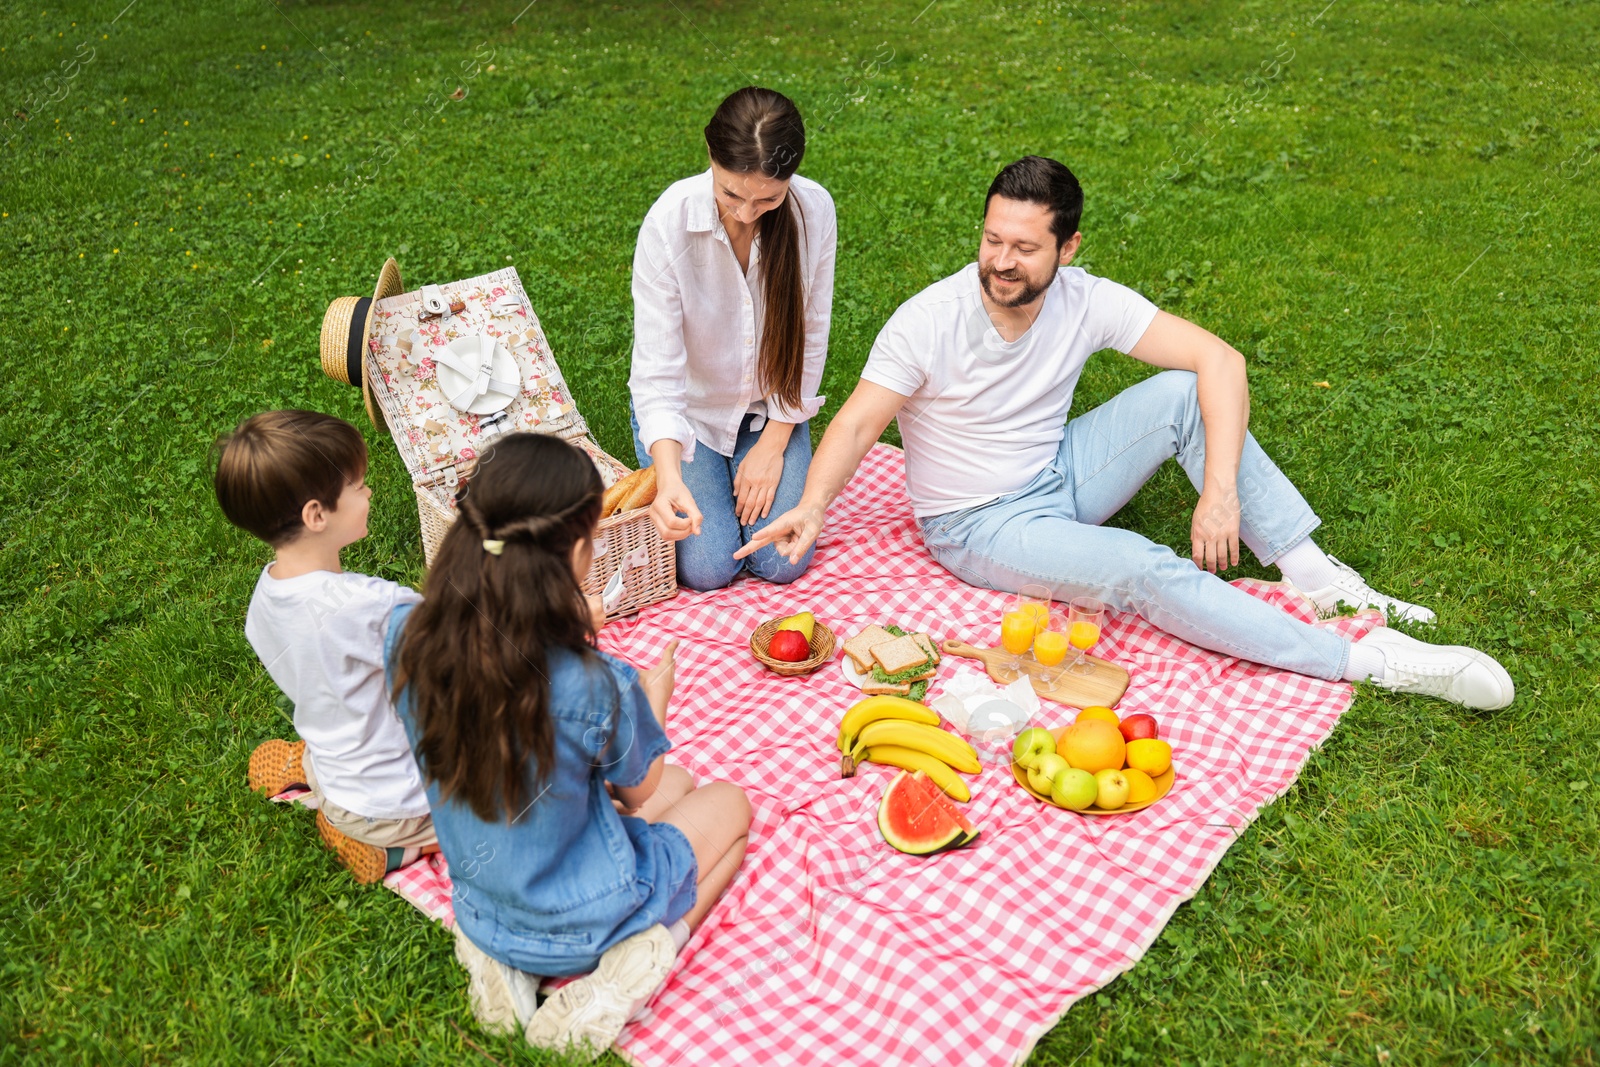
[844,624,898,673]
[860,679,912,696]
[871,635,932,675]
[910,633,940,666]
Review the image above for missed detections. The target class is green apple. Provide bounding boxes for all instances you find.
[1050,767,1099,810]
[1028,752,1069,794]
[1093,768,1130,810]
[1012,727,1056,770]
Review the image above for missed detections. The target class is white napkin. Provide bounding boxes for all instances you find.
[932,674,1039,763]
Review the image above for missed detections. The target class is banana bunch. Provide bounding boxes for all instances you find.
[837,695,980,802]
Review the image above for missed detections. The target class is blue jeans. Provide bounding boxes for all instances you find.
[917,370,1350,681]
[631,410,816,592]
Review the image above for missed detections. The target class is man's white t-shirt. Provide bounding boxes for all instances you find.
[861,264,1159,518]
[244,566,429,820]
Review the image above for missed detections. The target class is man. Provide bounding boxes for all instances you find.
[738,156,1512,709]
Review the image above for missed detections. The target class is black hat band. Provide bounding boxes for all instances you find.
[345,296,372,388]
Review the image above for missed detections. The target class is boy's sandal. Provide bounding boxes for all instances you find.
[247,739,308,796]
[314,810,388,885]
[523,924,677,1062]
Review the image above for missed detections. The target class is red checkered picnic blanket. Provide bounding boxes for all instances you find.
[378,443,1380,1065]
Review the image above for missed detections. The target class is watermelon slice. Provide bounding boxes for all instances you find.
[877,771,982,855]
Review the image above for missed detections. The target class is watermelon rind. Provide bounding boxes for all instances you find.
[877,771,980,856]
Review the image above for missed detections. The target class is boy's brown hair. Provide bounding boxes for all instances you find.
[214,409,368,547]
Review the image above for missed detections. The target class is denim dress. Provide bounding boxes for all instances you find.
[386,603,699,976]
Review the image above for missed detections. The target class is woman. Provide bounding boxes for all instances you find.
[629,86,836,591]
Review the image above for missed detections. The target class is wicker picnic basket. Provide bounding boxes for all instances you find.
[319,260,677,618]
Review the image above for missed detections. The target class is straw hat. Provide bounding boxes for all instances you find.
[320,257,404,425]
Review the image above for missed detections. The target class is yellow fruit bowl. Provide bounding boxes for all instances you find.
[1010,726,1174,815]
[1010,761,1174,815]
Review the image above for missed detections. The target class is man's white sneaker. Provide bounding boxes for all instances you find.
[1290,555,1437,625]
[523,924,677,1062]
[454,927,540,1035]
[1353,628,1514,710]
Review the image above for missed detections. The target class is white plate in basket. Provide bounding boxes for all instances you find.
[434,334,520,415]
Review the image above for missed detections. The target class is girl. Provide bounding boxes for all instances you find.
[387,433,751,1059]
[629,85,837,590]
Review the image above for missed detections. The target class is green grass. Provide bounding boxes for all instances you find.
[3,0,1598,1063]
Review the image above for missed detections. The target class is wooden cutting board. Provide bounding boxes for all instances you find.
[940,639,1130,708]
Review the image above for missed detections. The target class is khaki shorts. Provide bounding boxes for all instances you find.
[303,758,437,850]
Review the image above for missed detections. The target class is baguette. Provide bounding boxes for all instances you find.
[601,467,657,517]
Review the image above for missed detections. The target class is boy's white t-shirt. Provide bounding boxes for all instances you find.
[244,566,429,820]
[860,263,1160,518]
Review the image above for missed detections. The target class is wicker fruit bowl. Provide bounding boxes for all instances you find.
[750,618,837,677]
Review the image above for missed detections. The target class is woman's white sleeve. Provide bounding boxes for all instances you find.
[628,213,699,460]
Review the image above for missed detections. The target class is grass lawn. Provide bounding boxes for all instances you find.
[4,0,1598,1063]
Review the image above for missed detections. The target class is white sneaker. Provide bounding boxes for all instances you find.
[523,924,677,1062]
[454,927,540,1035]
[1354,627,1514,710]
[1291,555,1437,625]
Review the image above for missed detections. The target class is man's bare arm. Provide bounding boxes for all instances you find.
[1126,310,1250,572]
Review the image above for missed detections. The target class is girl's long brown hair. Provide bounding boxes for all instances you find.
[395,434,604,823]
[705,86,809,410]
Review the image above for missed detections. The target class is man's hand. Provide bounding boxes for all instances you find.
[733,440,785,526]
[638,639,679,726]
[1191,486,1241,573]
[648,475,702,542]
[734,503,825,565]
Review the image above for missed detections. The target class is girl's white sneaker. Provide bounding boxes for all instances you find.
[523,924,677,1062]
[453,927,540,1035]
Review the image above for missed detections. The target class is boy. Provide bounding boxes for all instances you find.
[215,409,434,884]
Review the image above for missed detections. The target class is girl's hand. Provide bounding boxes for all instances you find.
[606,781,639,815]
[586,593,607,632]
[733,440,786,527]
[639,639,679,726]
[649,475,702,542]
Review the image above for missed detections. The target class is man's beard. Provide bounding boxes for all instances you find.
[978,262,1053,308]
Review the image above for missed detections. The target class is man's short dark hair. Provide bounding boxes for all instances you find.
[984,156,1084,247]
[213,409,368,547]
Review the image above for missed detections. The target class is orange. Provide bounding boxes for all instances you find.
[1122,767,1159,804]
[1057,720,1126,774]
[1126,738,1172,777]
[1075,706,1120,727]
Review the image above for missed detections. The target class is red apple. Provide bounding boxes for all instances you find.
[1118,713,1159,743]
[767,629,811,662]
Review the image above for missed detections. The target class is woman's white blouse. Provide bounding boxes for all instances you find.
[629,169,837,461]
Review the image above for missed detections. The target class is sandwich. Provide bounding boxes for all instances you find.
[846,622,941,702]
[843,624,898,674]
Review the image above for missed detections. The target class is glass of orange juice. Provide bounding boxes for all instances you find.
[999,584,1052,678]
[1065,596,1106,676]
[1016,583,1052,632]
[1032,612,1071,686]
